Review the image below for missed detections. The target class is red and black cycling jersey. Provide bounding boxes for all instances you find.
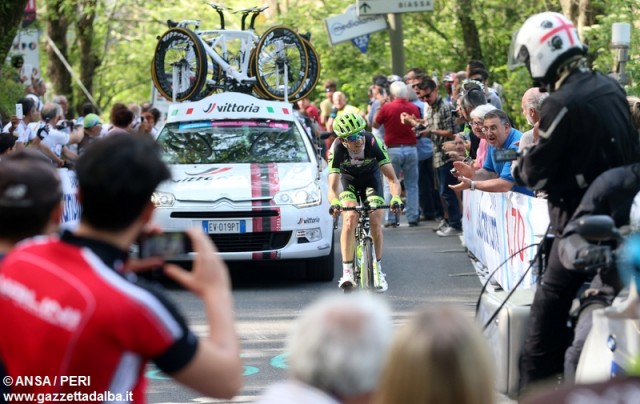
[327,132,390,177]
[0,231,198,402]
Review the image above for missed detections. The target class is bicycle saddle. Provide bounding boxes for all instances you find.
[233,6,256,14]
[208,3,231,11]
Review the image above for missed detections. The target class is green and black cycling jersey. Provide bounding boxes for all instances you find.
[328,132,391,177]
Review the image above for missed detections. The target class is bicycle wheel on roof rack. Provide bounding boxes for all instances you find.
[151,27,208,102]
[190,58,224,101]
[253,26,309,101]
[288,37,320,102]
[248,51,270,99]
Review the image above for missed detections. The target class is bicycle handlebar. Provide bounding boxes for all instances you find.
[331,204,401,229]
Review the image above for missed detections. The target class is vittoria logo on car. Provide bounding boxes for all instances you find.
[298,217,320,224]
[203,102,261,113]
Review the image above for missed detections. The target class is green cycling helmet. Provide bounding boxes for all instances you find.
[333,112,366,138]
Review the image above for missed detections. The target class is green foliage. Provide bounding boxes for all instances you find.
[0,68,26,122]
[23,0,638,124]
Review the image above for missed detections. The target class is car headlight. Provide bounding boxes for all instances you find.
[151,191,176,207]
[274,182,322,208]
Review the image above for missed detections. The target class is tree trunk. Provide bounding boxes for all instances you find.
[45,0,72,101]
[456,0,483,62]
[76,0,100,112]
[0,0,30,76]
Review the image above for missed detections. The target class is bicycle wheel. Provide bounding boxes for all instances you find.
[289,37,320,102]
[253,26,309,101]
[190,59,224,101]
[360,238,375,289]
[151,27,207,102]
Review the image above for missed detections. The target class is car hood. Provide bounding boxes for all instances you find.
[160,163,317,202]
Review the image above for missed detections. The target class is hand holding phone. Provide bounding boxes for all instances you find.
[15,103,23,120]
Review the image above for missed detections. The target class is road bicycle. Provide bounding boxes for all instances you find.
[333,197,399,291]
[151,3,320,103]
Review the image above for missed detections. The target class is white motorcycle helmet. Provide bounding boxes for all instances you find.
[508,12,586,88]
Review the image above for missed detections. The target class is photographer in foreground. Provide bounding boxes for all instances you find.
[509,12,640,391]
[0,135,242,401]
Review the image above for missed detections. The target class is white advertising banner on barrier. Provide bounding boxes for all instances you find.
[462,190,549,291]
[59,168,81,229]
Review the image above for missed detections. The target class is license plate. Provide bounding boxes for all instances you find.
[202,220,246,234]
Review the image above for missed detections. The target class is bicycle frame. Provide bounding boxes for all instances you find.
[337,203,398,289]
[172,20,258,86]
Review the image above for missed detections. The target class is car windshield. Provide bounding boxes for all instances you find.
[156,119,310,164]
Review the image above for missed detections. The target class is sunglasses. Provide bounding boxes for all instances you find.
[344,132,364,142]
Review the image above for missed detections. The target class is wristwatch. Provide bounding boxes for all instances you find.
[470,180,476,191]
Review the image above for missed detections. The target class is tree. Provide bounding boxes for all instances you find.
[0,0,29,76]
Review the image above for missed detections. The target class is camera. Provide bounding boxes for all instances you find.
[493,149,521,162]
[138,232,192,259]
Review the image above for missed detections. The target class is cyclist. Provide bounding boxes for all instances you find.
[328,112,403,291]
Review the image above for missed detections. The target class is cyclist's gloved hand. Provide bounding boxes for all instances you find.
[390,195,404,212]
[574,245,612,271]
[329,198,341,215]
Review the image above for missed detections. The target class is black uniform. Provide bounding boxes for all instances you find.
[558,163,640,382]
[515,68,640,389]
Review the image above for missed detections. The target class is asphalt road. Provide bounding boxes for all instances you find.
[146,218,484,403]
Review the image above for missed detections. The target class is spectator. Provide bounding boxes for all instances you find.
[407,74,443,222]
[129,102,143,131]
[0,149,62,259]
[0,135,243,400]
[108,103,134,135]
[374,81,421,227]
[510,12,640,390]
[451,109,533,195]
[37,102,84,166]
[319,79,337,130]
[297,97,321,126]
[468,103,497,169]
[325,91,363,152]
[518,88,548,151]
[457,83,488,161]
[467,67,502,109]
[3,97,37,151]
[451,71,467,105]
[52,94,71,120]
[141,111,158,137]
[77,113,103,155]
[413,78,460,236]
[0,133,16,156]
[25,77,46,115]
[374,305,494,404]
[257,293,393,404]
[368,74,390,139]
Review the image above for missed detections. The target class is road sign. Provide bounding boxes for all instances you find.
[357,0,434,16]
[325,4,388,45]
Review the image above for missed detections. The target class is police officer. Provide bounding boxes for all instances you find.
[509,12,640,390]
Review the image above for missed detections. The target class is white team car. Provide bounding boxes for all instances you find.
[151,92,335,281]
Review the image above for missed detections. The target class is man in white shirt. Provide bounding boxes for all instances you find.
[37,102,83,166]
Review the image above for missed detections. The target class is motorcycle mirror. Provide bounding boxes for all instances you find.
[576,215,618,241]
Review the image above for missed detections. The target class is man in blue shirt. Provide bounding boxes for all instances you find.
[449,109,533,196]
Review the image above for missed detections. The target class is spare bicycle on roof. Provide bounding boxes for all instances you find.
[151,3,320,103]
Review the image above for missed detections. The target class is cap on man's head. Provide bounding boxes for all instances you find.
[0,150,61,209]
[84,113,103,128]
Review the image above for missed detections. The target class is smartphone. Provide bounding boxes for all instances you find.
[15,103,23,120]
[138,232,192,259]
[493,149,520,162]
